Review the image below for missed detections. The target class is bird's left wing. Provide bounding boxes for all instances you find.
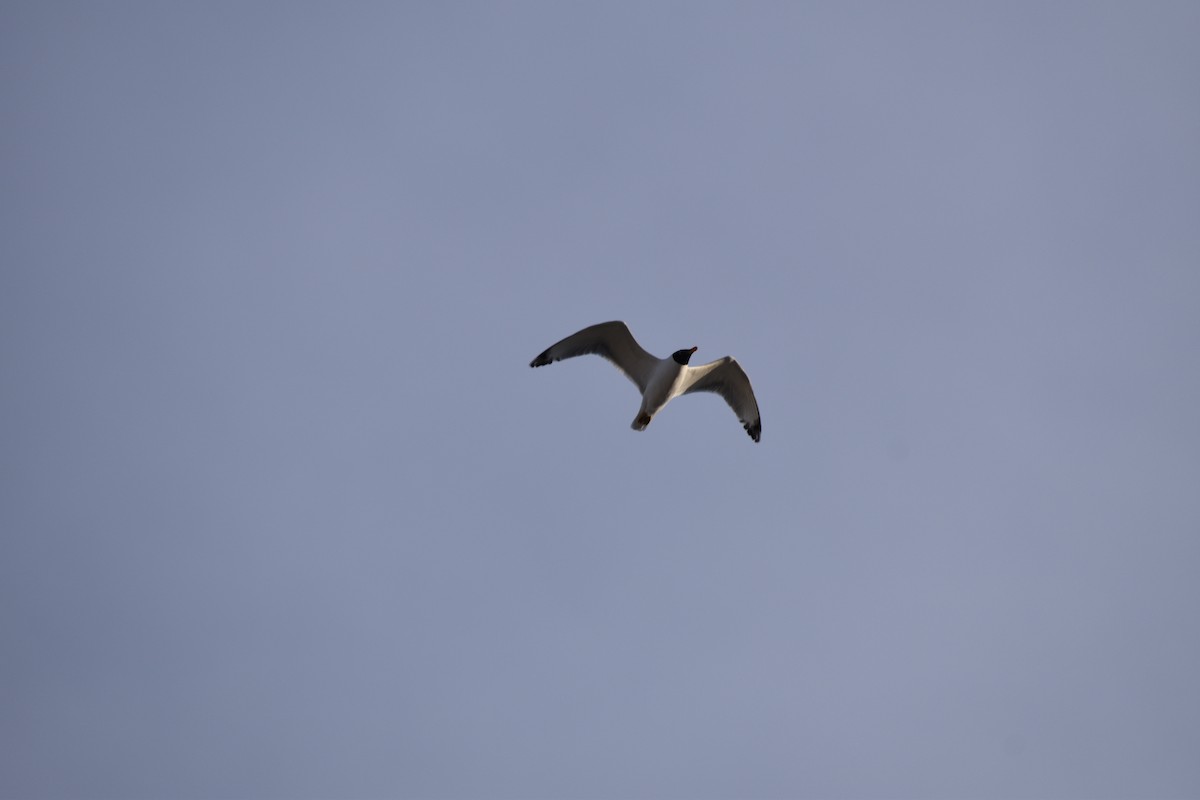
[681,357,762,442]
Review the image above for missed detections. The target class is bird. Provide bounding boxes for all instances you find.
[529,320,762,442]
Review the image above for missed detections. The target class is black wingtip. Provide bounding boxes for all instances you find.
[530,348,553,368]
[746,419,762,443]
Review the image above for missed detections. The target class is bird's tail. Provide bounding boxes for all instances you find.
[631,412,652,431]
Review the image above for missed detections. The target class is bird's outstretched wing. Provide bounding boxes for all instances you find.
[681,357,762,442]
[529,321,658,393]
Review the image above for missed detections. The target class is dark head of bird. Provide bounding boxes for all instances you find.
[672,346,699,365]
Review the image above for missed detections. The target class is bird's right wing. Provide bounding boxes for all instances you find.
[529,321,658,393]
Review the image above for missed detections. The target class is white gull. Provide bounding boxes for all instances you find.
[530,320,762,442]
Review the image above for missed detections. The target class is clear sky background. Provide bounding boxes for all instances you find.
[3,3,1199,798]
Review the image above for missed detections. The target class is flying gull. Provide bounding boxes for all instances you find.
[530,320,762,442]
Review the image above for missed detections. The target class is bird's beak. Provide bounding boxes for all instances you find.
[689,346,698,353]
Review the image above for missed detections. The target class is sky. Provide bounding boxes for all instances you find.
[2,2,1199,798]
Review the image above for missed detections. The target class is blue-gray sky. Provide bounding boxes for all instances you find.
[3,3,1199,798]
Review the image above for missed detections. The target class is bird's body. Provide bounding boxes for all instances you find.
[634,356,689,429]
[529,321,762,442]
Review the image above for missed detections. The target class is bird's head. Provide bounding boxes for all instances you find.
[672,346,698,365]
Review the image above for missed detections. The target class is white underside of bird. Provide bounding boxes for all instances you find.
[529,320,762,442]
